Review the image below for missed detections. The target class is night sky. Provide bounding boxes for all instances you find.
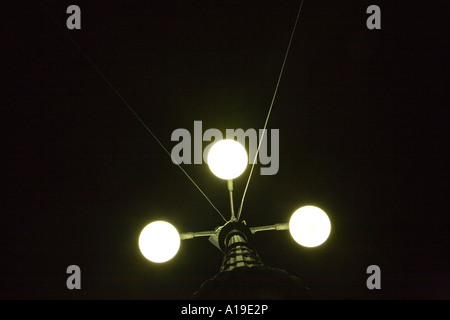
[1,1,448,300]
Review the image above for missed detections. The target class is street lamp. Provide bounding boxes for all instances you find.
[138,139,331,264]
[138,221,180,263]
[207,139,248,222]
[289,206,331,247]
[207,139,248,180]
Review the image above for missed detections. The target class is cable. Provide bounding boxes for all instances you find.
[39,1,227,222]
[237,0,305,221]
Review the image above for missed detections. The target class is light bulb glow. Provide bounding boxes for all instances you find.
[207,139,248,180]
[289,206,331,247]
[138,221,180,263]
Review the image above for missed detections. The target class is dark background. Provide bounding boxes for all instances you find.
[1,0,448,299]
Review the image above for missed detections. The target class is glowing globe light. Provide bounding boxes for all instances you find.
[289,206,331,247]
[138,221,180,263]
[207,139,248,180]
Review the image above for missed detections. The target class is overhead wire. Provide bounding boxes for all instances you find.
[237,0,305,221]
[40,0,305,224]
[38,1,227,222]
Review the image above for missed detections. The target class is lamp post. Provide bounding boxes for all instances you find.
[138,139,331,298]
[191,221,310,299]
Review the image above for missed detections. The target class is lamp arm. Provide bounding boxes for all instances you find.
[250,223,289,233]
[180,230,216,240]
[180,222,289,240]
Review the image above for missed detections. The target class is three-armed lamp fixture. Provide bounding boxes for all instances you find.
[138,139,331,264]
